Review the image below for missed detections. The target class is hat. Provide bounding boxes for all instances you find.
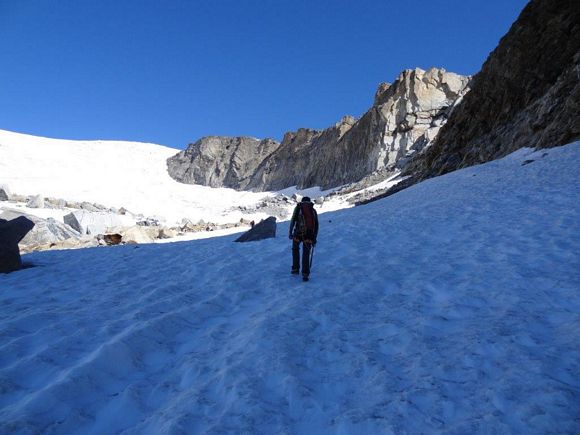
[302,196,311,202]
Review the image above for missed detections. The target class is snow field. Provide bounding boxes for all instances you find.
[0,143,579,433]
[0,129,271,224]
[0,129,349,228]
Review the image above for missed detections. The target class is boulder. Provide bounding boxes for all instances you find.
[19,237,99,253]
[103,233,123,246]
[65,201,81,209]
[117,225,158,244]
[0,185,10,201]
[159,228,179,239]
[10,194,27,203]
[80,202,100,212]
[234,216,277,242]
[26,194,45,208]
[0,216,35,273]
[45,198,67,209]
[64,210,127,235]
[292,193,303,202]
[0,209,81,247]
[137,216,162,227]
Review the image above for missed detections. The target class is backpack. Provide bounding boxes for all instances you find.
[295,202,316,239]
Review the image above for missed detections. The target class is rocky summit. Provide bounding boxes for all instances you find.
[405,0,580,180]
[167,67,470,191]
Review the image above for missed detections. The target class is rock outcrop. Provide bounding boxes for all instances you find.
[26,194,44,209]
[168,67,470,191]
[64,210,129,235]
[234,216,277,242]
[405,0,580,179]
[0,185,10,201]
[167,136,281,190]
[0,209,81,247]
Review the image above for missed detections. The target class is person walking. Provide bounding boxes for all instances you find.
[289,196,319,281]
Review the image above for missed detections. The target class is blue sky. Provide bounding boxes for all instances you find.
[0,0,529,149]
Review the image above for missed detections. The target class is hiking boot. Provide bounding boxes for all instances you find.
[302,275,309,282]
[291,268,299,275]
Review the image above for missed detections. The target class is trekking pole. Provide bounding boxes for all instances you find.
[309,245,315,271]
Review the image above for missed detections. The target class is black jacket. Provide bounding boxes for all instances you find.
[289,201,319,241]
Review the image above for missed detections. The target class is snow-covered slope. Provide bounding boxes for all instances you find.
[1,142,579,433]
[0,129,276,224]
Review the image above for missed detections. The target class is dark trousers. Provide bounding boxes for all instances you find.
[292,239,312,276]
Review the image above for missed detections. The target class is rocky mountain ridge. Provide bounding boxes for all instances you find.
[405,0,580,180]
[167,67,470,191]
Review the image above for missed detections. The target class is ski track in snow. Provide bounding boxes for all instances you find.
[1,143,579,433]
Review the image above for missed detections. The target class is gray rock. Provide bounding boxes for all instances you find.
[137,217,161,227]
[0,209,81,246]
[45,198,67,209]
[114,225,158,244]
[80,202,99,212]
[10,194,27,203]
[65,201,81,209]
[292,193,303,202]
[158,227,178,239]
[234,216,277,242]
[0,185,10,201]
[64,210,124,235]
[167,136,281,190]
[0,216,35,273]
[26,194,45,209]
[230,195,292,220]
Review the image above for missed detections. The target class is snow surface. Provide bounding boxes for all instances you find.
[0,129,348,227]
[1,142,579,433]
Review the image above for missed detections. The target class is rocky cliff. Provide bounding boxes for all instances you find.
[406,0,580,180]
[166,136,281,189]
[167,67,470,191]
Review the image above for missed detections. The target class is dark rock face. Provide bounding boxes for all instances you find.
[0,216,35,273]
[234,216,277,242]
[407,0,580,179]
[167,68,469,191]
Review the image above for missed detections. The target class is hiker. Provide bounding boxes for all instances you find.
[289,196,319,281]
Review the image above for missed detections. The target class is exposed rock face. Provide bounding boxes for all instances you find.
[406,0,580,179]
[0,216,35,273]
[167,136,281,190]
[167,67,470,191]
[235,216,277,242]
